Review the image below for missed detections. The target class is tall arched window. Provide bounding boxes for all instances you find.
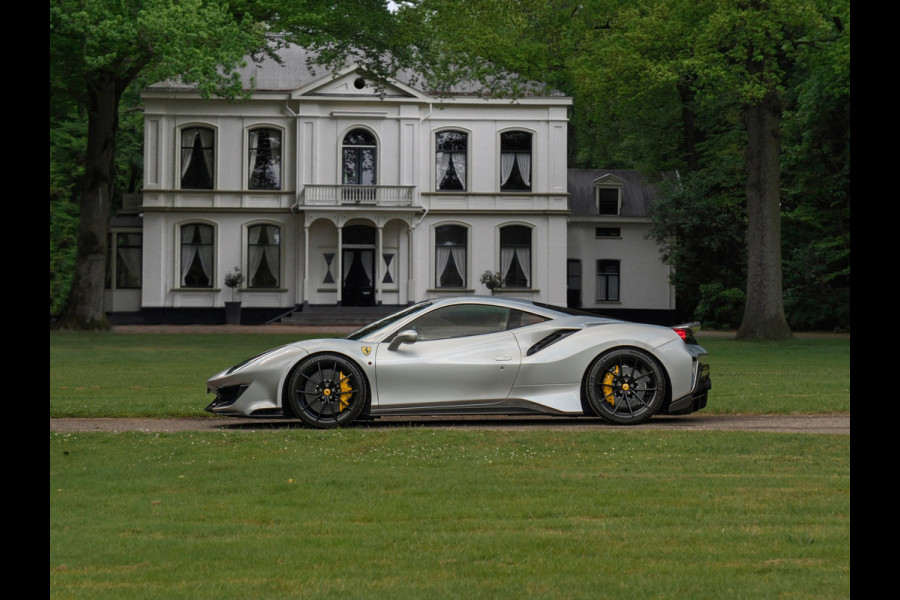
[180,127,215,189]
[500,131,532,191]
[342,129,377,186]
[249,128,282,190]
[435,225,467,288]
[500,225,531,288]
[435,130,467,191]
[180,223,214,287]
[247,224,281,288]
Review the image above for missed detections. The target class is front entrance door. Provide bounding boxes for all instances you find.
[342,249,375,306]
[342,225,376,306]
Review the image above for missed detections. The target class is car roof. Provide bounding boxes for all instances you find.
[424,296,573,319]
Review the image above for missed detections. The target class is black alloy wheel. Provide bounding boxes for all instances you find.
[286,354,367,428]
[585,348,667,425]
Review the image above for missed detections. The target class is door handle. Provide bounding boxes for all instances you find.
[494,356,512,362]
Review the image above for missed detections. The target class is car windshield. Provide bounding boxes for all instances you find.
[344,301,434,341]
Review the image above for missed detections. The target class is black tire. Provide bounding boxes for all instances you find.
[584,348,667,425]
[285,354,368,428]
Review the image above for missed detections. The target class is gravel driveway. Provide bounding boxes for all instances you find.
[50,414,849,434]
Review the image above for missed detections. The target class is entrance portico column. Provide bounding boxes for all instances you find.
[376,225,383,305]
[336,225,343,305]
[302,224,310,305]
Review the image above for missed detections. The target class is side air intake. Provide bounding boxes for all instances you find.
[526,329,579,356]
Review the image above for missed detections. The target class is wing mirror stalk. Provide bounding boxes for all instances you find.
[388,330,418,351]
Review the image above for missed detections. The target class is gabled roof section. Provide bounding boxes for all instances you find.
[592,173,627,187]
[293,66,425,100]
[568,169,669,218]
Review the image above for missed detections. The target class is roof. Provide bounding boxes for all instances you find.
[147,41,568,100]
[567,169,667,218]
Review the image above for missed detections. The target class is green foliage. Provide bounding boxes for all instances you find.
[649,167,747,321]
[695,284,745,330]
[50,98,87,318]
[405,0,849,332]
[50,429,850,598]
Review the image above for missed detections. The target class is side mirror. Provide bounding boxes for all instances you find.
[388,329,418,351]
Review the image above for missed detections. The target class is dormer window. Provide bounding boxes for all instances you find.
[596,187,620,215]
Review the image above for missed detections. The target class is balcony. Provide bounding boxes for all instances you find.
[302,185,416,207]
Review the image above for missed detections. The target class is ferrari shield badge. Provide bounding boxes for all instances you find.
[361,346,372,357]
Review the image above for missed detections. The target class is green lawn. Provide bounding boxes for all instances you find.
[50,331,850,599]
[49,331,851,417]
[50,428,849,599]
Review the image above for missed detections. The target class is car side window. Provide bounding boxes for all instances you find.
[404,305,547,341]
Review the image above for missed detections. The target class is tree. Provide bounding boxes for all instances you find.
[50,0,406,329]
[688,0,841,340]
[401,0,848,338]
[50,0,269,329]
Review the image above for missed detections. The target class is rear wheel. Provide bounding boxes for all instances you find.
[286,354,367,428]
[585,348,667,425]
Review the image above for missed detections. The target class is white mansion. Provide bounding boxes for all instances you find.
[105,44,674,324]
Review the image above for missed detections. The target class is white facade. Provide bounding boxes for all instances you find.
[131,46,571,318]
[106,45,674,323]
[565,170,675,314]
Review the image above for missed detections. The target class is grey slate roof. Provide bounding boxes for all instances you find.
[567,169,664,218]
[148,41,566,98]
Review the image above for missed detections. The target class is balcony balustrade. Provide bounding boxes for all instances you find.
[302,185,416,207]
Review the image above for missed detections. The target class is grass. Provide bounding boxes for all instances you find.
[49,331,851,417]
[49,330,850,598]
[50,428,849,599]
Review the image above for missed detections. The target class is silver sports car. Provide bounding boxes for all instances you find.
[206,297,710,427]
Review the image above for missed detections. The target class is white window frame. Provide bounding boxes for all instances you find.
[177,123,218,190]
[246,125,285,191]
[244,221,283,289]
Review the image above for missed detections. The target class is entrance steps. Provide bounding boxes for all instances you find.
[277,304,399,327]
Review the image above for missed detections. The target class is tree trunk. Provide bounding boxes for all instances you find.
[55,73,123,330]
[736,94,792,340]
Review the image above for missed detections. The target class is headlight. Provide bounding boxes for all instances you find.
[225,347,282,375]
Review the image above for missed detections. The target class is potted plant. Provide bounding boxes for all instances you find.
[480,270,503,294]
[224,267,244,324]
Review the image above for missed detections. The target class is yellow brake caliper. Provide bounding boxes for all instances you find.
[602,366,619,406]
[338,372,352,412]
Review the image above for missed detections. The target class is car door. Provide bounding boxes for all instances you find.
[373,304,523,409]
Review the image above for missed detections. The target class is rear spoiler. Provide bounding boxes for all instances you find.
[671,322,701,344]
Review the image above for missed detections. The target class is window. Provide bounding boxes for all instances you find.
[435,225,467,288]
[500,131,532,191]
[342,129,377,186]
[106,232,142,289]
[597,188,620,215]
[435,130,467,191]
[180,223,214,288]
[249,128,281,190]
[567,259,581,308]
[180,127,214,189]
[595,227,621,238]
[596,260,620,301]
[247,224,280,288]
[500,225,532,288]
[403,304,547,341]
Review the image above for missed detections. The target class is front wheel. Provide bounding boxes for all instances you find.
[285,354,368,428]
[585,348,667,425]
